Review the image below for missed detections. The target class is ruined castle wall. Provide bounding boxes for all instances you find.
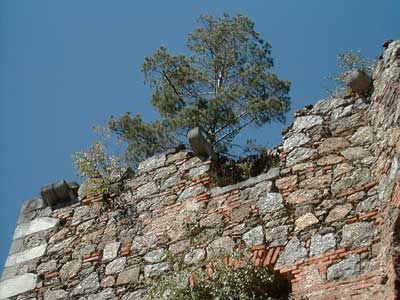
[1,41,400,300]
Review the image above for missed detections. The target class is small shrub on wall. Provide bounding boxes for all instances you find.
[72,141,125,196]
[150,253,291,300]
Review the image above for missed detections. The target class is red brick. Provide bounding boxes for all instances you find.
[276,265,297,274]
[251,244,266,251]
[271,247,281,265]
[121,250,131,256]
[362,180,378,190]
[263,248,274,266]
[83,255,101,263]
[44,272,59,279]
[349,247,369,255]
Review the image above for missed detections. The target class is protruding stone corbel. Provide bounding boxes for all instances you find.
[344,69,372,95]
[40,180,79,209]
[187,127,218,161]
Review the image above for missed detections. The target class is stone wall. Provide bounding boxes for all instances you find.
[1,40,400,300]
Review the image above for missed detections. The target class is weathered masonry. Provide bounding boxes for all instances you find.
[1,41,400,300]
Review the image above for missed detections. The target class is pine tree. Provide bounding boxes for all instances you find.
[109,14,291,166]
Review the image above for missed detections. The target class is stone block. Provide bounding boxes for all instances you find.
[131,233,158,255]
[188,164,210,178]
[356,196,379,213]
[265,225,290,247]
[105,257,126,275]
[299,175,332,190]
[332,168,373,195]
[87,288,115,300]
[230,206,251,223]
[178,184,207,201]
[121,290,147,300]
[101,276,115,288]
[179,156,203,171]
[70,272,100,296]
[383,40,400,64]
[13,217,59,240]
[340,222,376,248]
[0,273,37,299]
[340,147,370,161]
[5,244,47,267]
[292,115,324,132]
[166,149,190,164]
[43,289,68,300]
[286,147,317,166]
[207,236,235,258]
[8,238,24,255]
[160,173,182,190]
[257,193,284,214]
[144,262,170,278]
[283,133,310,152]
[276,236,308,266]
[292,162,314,172]
[0,265,17,281]
[59,259,81,280]
[184,248,206,265]
[153,165,178,181]
[47,236,75,253]
[37,259,57,274]
[310,233,336,256]
[136,182,159,198]
[350,126,374,145]
[331,104,353,121]
[318,137,349,154]
[18,211,36,225]
[71,205,91,225]
[242,226,265,248]
[143,248,166,263]
[295,213,319,232]
[312,97,348,114]
[276,175,297,190]
[240,181,273,201]
[169,240,190,254]
[333,162,354,178]
[137,153,166,173]
[116,267,141,285]
[287,189,320,205]
[317,154,344,166]
[329,111,364,136]
[102,241,121,262]
[325,204,352,223]
[327,254,360,281]
[21,198,46,213]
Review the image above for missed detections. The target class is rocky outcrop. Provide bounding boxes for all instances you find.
[1,40,400,300]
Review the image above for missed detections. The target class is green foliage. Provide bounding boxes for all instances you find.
[110,14,291,166]
[108,114,176,167]
[72,142,124,195]
[150,252,291,300]
[327,50,374,97]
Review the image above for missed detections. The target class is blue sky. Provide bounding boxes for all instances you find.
[0,0,399,272]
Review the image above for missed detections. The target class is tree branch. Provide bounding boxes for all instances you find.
[212,110,250,138]
[161,70,181,98]
[214,116,256,145]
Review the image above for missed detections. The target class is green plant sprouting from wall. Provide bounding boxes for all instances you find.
[72,141,125,196]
